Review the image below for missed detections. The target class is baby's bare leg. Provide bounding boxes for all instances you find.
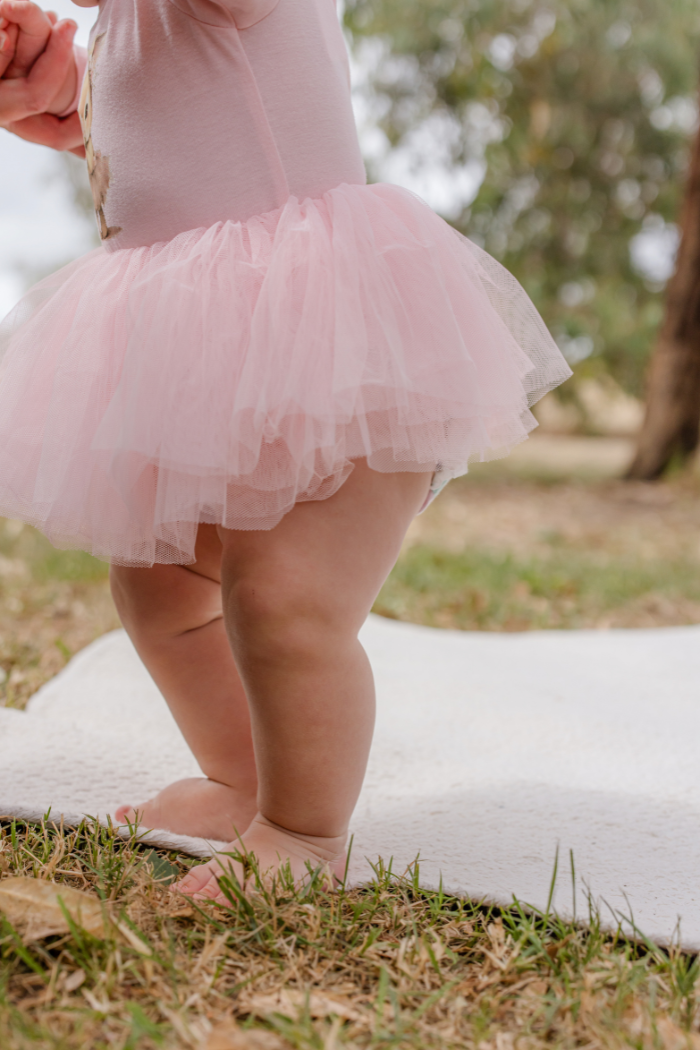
[176,462,430,897]
[112,524,258,840]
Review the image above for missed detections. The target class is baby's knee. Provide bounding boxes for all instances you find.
[110,563,222,640]
[110,565,165,639]
[109,564,144,622]
[226,572,346,663]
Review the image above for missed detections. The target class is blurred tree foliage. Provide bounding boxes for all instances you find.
[344,0,700,395]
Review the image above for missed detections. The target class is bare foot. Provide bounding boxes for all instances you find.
[114,777,258,841]
[171,815,348,902]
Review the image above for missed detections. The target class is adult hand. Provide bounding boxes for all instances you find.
[0,2,59,76]
[0,0,57,84]
[0,16,76,126]
[0,17,19,77]
[6,108,83,153]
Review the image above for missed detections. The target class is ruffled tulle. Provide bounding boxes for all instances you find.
[0,181,570,566]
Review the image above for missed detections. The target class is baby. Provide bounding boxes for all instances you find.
[0,0,570,901]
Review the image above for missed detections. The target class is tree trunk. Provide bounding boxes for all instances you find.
[627,108,700,480]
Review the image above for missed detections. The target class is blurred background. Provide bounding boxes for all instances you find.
[2,0,700,709]
[0,0,96,318]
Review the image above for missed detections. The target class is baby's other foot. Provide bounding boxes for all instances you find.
[172,815,348,903]
[114,777,257,841]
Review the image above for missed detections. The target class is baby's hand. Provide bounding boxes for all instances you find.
[0,0,55,80]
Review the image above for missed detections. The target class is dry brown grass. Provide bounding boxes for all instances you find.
[3,445,700,1046]
[0,519,118,711]
[383,468,700,631]
[1,819,700,1050]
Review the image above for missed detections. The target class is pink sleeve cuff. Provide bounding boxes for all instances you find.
[55,45,88,118]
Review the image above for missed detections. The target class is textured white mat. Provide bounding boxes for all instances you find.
[1,615,698,948]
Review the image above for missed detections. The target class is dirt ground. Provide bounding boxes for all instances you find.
[410,445,700,568]
[395,434,700,630]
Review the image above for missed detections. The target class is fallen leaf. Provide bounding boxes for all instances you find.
[82,987,111,1013]
[578,989,596,1017]
[495,1033,515,1050]
[545,934,571,959]
[117,921,153,956]
[206,1021,287,1049]
[657,1016,693,1050]
[62,968,86,993]
[521,979,548,998]
[244,989,361,1022]
[0,876,111,941]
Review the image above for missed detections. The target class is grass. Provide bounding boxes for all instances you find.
[375,544,700,632]
[2,501,697,713]
[2,468,700,1045]
[0,519,117,711]
[381,469,700,631]
[1,817,700,1050]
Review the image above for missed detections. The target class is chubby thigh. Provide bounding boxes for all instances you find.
[108,460,430,849]
[127,457,431,622]
[215,459,431,629]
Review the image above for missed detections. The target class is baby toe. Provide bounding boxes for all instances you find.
[115,805,137,824]
[191,877,228,903]
[173,861,218,896]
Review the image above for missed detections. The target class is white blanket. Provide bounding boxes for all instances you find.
[1,615,698,948]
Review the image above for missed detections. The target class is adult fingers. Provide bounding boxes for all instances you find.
[1,1,54,80]
[0,17,75,121]
[0,18,18,77]
[5,108,83,150]
[0,0,50,36]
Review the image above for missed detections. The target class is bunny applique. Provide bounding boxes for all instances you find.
[79,33,122,242]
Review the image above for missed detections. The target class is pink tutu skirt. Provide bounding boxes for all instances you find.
[0,182,570,566]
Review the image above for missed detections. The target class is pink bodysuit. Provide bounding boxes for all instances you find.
[0,0,570,565]
[80,0,366,249]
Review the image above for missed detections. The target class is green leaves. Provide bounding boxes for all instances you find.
[345,0,700,393]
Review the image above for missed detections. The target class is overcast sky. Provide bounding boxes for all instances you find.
[0,0,96,318]
[0,0,670,322]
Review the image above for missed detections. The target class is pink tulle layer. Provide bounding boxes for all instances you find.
[0,182,570,565]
